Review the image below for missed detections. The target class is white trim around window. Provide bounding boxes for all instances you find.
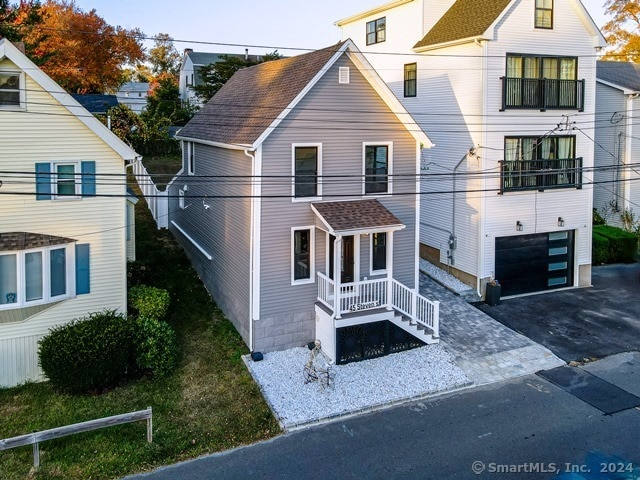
[362,141,393,196]
[291,226,315,285]
[370,231,388,275]
[179,188,185,209]
[291,143,322,202]
[0,69,25,110]
[53,161,81,199]
[187,141,195,176]
[0,244,76,310]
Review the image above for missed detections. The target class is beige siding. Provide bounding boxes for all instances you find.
[0,58,128,387]
[259,55,419,327]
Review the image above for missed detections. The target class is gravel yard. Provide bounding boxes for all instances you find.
[244,344,470,429]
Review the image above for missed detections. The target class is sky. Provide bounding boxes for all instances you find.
[72,0,610,57]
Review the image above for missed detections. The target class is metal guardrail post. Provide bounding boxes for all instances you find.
[33,434,39,468]
[147,407,153,443]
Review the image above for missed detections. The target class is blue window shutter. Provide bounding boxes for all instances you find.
[75,244,90,295]
[35,163,51,200]
[81,161,96,197]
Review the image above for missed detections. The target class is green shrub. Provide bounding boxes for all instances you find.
[593,208,606,226]
[134,317,179,377]
[592,232,609,265]
[593,225,637,263]
[38,311,134,393]
[129,285,170,319]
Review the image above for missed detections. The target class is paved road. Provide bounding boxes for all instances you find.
[128,354,640,480]
[475,263,640,362]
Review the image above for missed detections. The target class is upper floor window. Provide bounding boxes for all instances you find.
[364,143,391,194]
[535,0,553,29]
[371,232,387,273]
[502,54,583,111]
[0,71,23,108]
[502,135,581,192]
[36,161,96,200]
[293,144,321,199]
[54,163,80,198]
[366,17,386,45]
[404,63,417,98]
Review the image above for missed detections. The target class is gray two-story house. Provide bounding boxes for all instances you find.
[168,40,440,364]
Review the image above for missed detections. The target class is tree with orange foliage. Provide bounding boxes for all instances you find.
[22,0,144,93]
[602,0,640,62]
[0,1,47,60]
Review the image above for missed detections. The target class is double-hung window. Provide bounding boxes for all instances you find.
[535,0,553,29]
[404,63,417,98]
[293,144,321,199]
[0,240,90,310]
[364,143,391,194]
[292,227,314,284]
[36,161,96,200]
[0,70,23,108]
[366,17,386,45]
[502,135,580,192]
[371,232,387,273]
[54,163,80,198]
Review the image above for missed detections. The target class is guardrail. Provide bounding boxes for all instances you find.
[0,407,153,468]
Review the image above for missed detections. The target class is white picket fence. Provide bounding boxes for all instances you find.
[131,160,168,229]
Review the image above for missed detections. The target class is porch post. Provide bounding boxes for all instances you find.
[386,231,393,311]
[334,235,342,319]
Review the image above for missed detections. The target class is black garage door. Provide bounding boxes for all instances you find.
[495,231,574,296]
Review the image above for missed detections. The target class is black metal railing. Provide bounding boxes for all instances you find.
[501,77,585,111]
[500,157,583,193]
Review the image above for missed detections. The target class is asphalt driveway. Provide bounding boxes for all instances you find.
[474,263,640,362]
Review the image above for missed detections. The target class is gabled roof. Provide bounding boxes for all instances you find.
[0,232,76,251]
[71,94,119,114]
[185,51,262,66]
[0,39,139,161]
[413,0,512,50]
[597,61,640,93]
[118,82,149,93]
[177,39,432,150]
[311,200,404,235]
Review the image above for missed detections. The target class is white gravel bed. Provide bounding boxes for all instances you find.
[420,259,472,293]
[244,344,470,429]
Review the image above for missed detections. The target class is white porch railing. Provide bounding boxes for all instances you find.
[131,160,168,229]
[316,273,440,337]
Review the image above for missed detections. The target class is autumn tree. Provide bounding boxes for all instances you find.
[142,72,195,126]
[148,33,181,78]
[22,0,144,93]
[0,0,47,60]
[191,50,283,103]
[602,0,640,62]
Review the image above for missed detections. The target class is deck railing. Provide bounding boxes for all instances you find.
[131,160,168,229]
[316,273,440,337]
[501,77,585,111]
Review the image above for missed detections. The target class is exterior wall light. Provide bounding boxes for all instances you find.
[558,217,564,227]
[516,220,523,231]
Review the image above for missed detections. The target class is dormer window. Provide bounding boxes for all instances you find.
[535,0,553,29]
[366,17,386,45]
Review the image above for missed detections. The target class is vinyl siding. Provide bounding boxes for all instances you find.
[167,145,252,344]
[0,58,128,386]
[258,55,419,341]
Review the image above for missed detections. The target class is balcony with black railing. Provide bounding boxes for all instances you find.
[500,157,583,193]
[500,77,585,111]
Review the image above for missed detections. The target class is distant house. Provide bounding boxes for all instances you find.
[178,49,262,105]
[71,94,118,115]
[338,0,606,297]
[167,40,440,364]
[0,39,140,387]
[116,81,150,114]
[594,61,640,224]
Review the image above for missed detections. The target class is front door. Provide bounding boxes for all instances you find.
[329,235,355,283]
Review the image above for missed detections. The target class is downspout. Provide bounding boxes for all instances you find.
[245,148,259,352]
[451,149,474,266]
[477,38,489,299]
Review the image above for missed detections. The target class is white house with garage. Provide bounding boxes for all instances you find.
[338,0,606,298]
[0,39,139,387]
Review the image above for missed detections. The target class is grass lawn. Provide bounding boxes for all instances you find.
[140,154,182,190]
[0,180,280,479]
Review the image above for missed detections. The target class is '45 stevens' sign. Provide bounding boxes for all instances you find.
[348,301,380,312]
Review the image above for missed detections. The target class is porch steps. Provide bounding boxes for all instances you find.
[390,313,439,345]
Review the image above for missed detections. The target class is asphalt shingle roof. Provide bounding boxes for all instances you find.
[178,42,345,146]
[187,52,262,66]
[0,232,76,251]
[413,0,512,50]
[312,200,403,233]
[597,61,640,92]
[70,94,118,114]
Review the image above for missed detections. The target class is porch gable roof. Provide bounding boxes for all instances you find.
[310,199,405,235]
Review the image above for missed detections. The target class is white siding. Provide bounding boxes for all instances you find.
[0,58,128,387]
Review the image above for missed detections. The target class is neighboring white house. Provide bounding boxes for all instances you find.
[178,49,262,105]
[0,39,139,387]
[116,81,150,114]
[594,61,640,226]
[338,0,606,297]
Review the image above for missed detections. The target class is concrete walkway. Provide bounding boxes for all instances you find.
[419,272,565,385]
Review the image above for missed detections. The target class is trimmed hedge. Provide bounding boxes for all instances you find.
[129,285,170,319]
[134,317,179,377]
[592,225,638,264]
[39,311,134,393]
